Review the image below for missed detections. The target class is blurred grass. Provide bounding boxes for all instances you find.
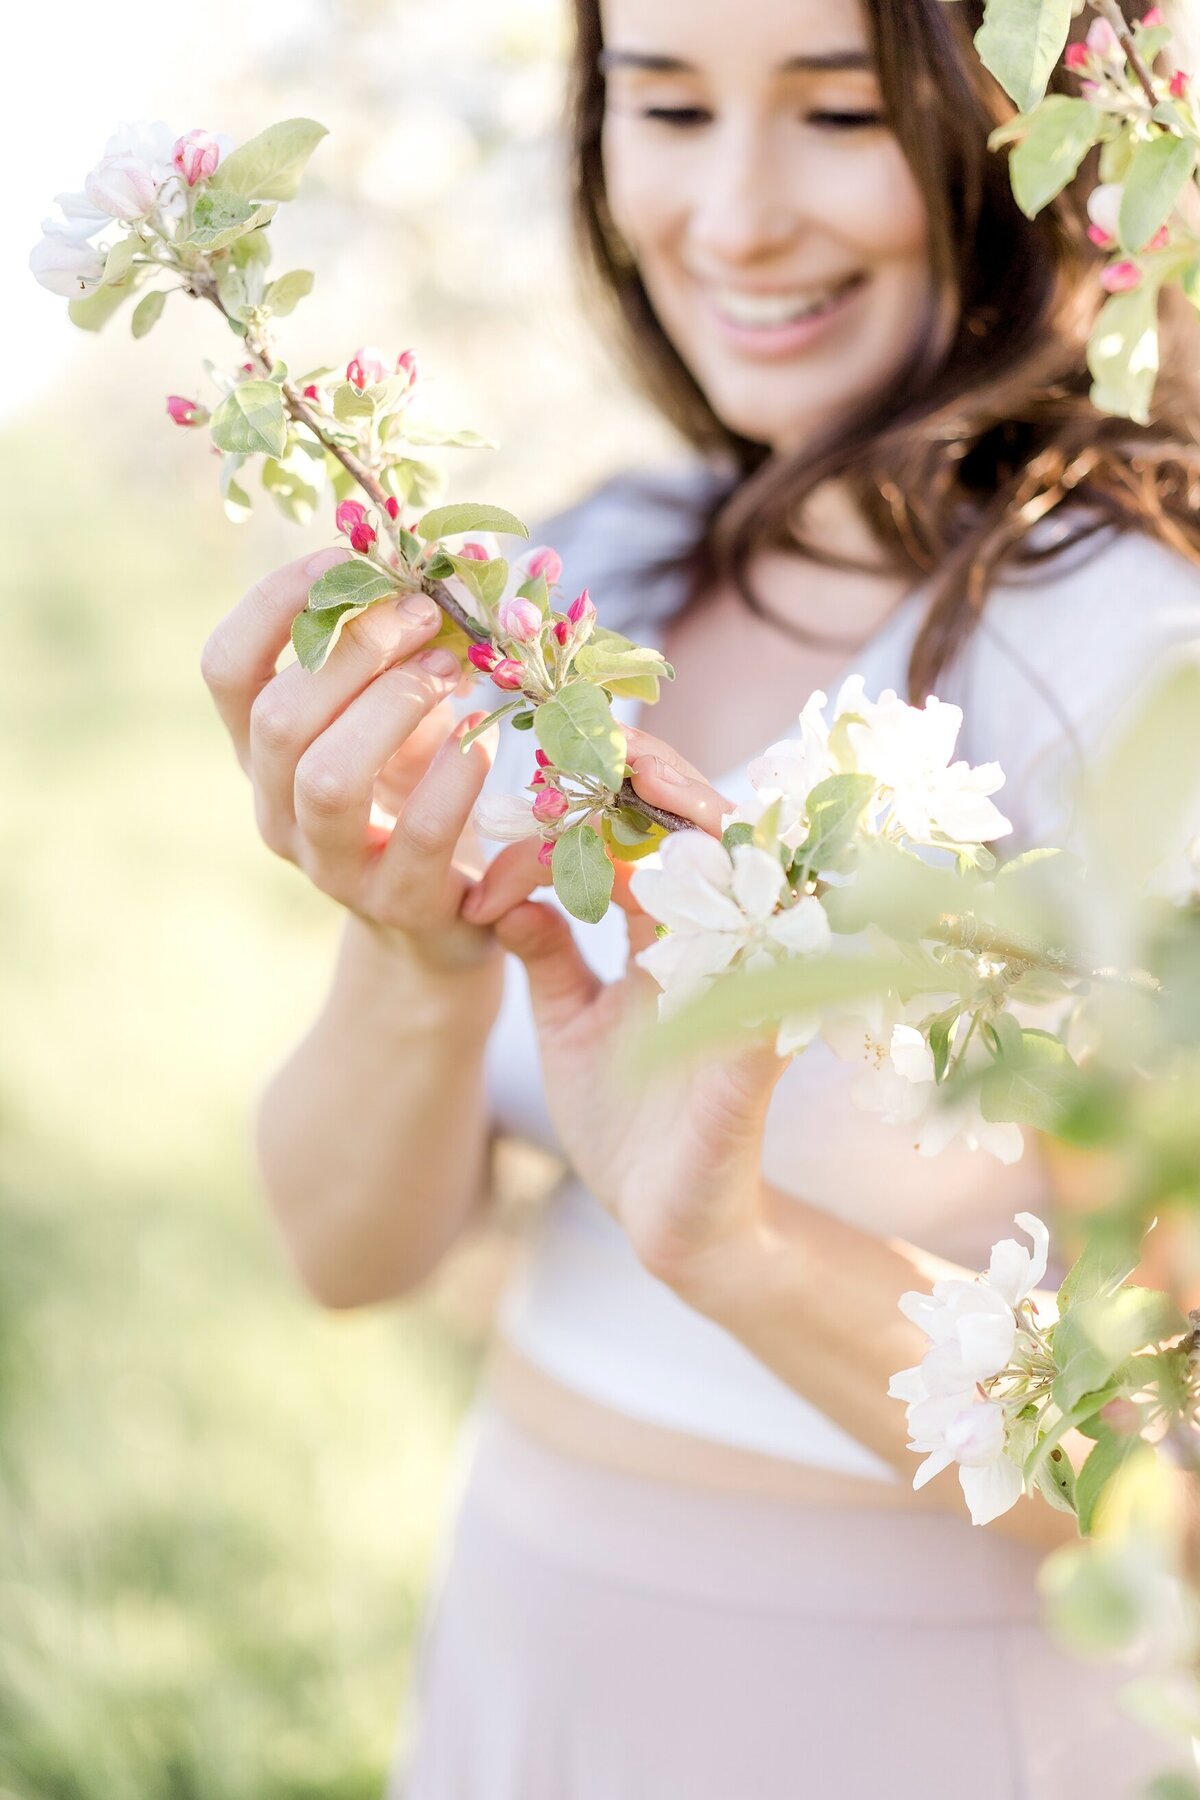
[0,422,494,1798]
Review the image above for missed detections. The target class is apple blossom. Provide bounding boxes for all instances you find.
[50,191,111,238]
[467,643,499,673]
[537,841,555,867]
[1170,70,1190,98]
[552,619,570,646]
[1065,42,1092,71]
[473,794,541,841]
[85,153,162,222]
[1101,261,1142,293]
[166,395,209,427]
[1086,16,1124,62]
[497,597,543,643]
[395,348,421,388]
[567,588,595,627]
[335,499,369,535]
[384,496,400,521]
[1142,7,1165,23]
[172,129,221,185]
[459,541,490,561]
[524,546,563,585]
[490,658,526,691]
[28,230,106,297]
[532,788,570,823]
[1087,183,1122,243]
[346,346,388,390]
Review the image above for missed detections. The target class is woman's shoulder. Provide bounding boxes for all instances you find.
[531,461,729,634]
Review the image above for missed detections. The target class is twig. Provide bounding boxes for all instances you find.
[1092,0,1167,112]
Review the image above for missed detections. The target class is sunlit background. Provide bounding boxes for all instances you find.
[1,3,678,1794]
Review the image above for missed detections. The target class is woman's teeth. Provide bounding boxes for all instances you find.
[710,278,858,328]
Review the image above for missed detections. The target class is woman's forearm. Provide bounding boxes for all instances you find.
[677,1179,1079,1553]
[254,911,505,1308]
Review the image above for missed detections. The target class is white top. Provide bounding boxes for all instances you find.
[471,467,1200,1479]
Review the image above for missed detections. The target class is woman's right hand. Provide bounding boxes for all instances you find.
[200,545,501,971]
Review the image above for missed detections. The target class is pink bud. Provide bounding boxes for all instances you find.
[524,545,563,585]
[303,383,321,401]
[534,749,552,768]
[335,500,369,535]
[567,588,596,627]
[350,522,377,554]
[498,597,543,643]
[552,619,570,646]
[172,129,221,186]
[166,394,208,427]
[1064,41,1091,71]
[384,496,400,520]
[1142,7,1165,23]
[240,361,255,375]
[530,770,546,787]
[459,541,490,561]
[537,841,555,868]
[1100,260,1142,292]
[532,788,570,823]
[490,659,526,691]
[467,642,499,672]
[346,345,388,391]
[1100,1397,1142,1436]
[1170,69,1190,98]
[1086,17,1123,61]
[1080,78,1103,99]
[1144,225,1170,251]
[1087,222,1115,249]
[395,348,421,389]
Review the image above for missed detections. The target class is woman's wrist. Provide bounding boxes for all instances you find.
[336,909,505,1044]
[657,1179,798,1333]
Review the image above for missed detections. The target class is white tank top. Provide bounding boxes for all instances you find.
[471,467,1200,1479]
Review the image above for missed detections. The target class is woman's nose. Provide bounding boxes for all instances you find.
[685,117,799,267]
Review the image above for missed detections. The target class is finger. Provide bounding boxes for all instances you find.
[200,546,347,768]
[491,900,602,1035]
[622,726,732,838]
[252,594,450,855]
[291,645,468,887]
[461,835,553,926]
[368,711,503,917]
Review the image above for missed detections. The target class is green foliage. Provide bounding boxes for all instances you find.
[459,700,522,750]
[1075,1427,1149,1535]
[306,558,398,612]
[995,95,1106,218]
[979,1019,1083,1129]
[102,236,138,286]
[1119,135,1198,253]
[974,0,1074,112]
[263,269,315,317]
[291,601,366,672]
[533,684,627,790]
[551,824,615,923]
[1040,1539,1147,1653]
[790,773,876,877]
[209,382,288,459]
[445,553,509,611]
[260,437,324,526]
[1087,281,1162,426]
[67,267,149,332]
[186,191,277,253]
[211,118,329,202]
[415,502,529,543]
[1050,1288,1183,1411]
[1034,1441,1078,1513]
[574,631,675,703]
[129,289,166,339]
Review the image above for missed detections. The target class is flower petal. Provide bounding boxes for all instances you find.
[730,844,786,920]
[767,894,832,956]
[958,1455,1024,1526]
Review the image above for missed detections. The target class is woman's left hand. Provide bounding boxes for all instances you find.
[460,726,786,1301]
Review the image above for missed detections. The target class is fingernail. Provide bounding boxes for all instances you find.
[305,548,345,579]
[398,593,437,625]
[640,755,684,787]
[417,647,461,677]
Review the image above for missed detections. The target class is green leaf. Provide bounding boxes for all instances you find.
[533,684,627,790]
[230,227,272,270]
[209,380,288,458]
[979,1025,1083,1130]
[974,0,1074,111]
[130,288,166,339]
[67,265,148,331]
[459,700,521,750]
[574,639,675,702]
[415,503,529,543]
[551,824,615,924]
[601,810,665,863]
[1007,95,1106,218]
[446,554,509,611]
[1033,1439,1078,1514]
[1040,1540,1144,1654]
[263,269,314,317]
[1087,282,1162,425]
[332,381,377,423]
[261,450,321,526]
[722,822,756,854]
[291,602,366,672]
[307,558,399,613]
[1057,1225,1142,1313]
[187,190,276,251]
[1051,1288,1182,1411]
[1024,1383,1121,1484]
[218,453,253,523]
[926,1006,960,1084]
[210,118,328,201]
[102,235,137,285]
[1119,134,1198,253]
[792,773,876,876]
[1075,1428,1147,1536]
[394,422,497,450]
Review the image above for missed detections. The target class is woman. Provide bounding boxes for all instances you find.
[201,0,1200,1792]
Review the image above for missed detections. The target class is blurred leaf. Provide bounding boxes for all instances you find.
[1076,1428,1150,1536]
[1007,95,1106,217]
[974,0,1073,111]
[291,601,366,672]
[1119,135,1198,253]
[68,266,149,331]
[980,1026,1084,1129]
[792,773,877,877]
[130,289,167,339]
[1051,1288,1184,1411]
[1088,281,1162,426]
[263,269,314,317]
[210,118,329,201]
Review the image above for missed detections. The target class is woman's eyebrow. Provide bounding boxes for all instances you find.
[597,49,873,74]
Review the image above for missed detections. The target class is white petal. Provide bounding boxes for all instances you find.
[958,1456,1024,1526]
[912,1449,954,1491]
[988,1213,1050,1305]
[889,1023,936,1086]
[954,1307,1017,1381]
[767,895,831,956]
[635,929,741,1011]
[775,1010,820,1056]
[629,865,744,935]
[945,1402,1007,1467]
[887,1365,929,1404]
[659,827,735,892]
[897,1289,939,1334]
[730,844,786,920]
[472,793,540,841]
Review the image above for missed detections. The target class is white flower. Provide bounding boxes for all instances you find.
[891,1368,1024,1525]
[734,690,832,849]
[50,190,111,239]
[985,1211,1050,1308]
[472,793,540,841]
[913,1091,1025,1165]
[1087,182,1123,241]
[630,830,831,1018]
[898,1274,1018,1386]
[83,121,181,223]
[28,228,106,297]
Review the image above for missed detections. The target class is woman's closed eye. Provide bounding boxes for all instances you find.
[639,107,885,131]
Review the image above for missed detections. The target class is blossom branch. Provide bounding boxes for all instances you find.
[1091,0,1168,112]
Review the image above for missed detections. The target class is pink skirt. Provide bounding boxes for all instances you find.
[390,1400,1165,1798]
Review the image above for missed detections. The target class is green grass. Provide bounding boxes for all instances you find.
[0,424,483,1798]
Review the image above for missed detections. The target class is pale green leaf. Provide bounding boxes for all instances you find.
[130,288,166,339]
[263,269,314,317]
[209,381,288,458]
[1007,95,1105,217]
[291,602,366,673]
[1118,133,1198,253]
[415,502,529,542]
[307,558,399,612]
[103,236,137,285]
[67,265,149,331]
[186,190,276,252]
[974,0,1074,111]
[551,824,615,924]
[210,118,329,202]
[533,684,627,789]
[1087,282,1161,425]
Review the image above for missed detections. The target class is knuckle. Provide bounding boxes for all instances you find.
[252,795,296,862]
[249,689,296,753]
[199,628,238,695]
[394,803,450,856]
[294,753,357,819]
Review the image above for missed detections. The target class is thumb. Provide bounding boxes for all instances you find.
[491,899,602,1035]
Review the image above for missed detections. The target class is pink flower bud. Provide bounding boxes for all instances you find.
[1100,260,1142,292]
[537,840,555,867]
[534,749,552,768]
[395,348,421,389]
[498,597,543,643]
[1100,1397,1142,1435]
[567,587,596,627]
[1086,17,1123,62]
[1142,7,1165,24]
[350,522,377,554]
[524,545,563,585]
[1064,42,1091,71]
[172,129,221,186]
[303,383,321,401]
[552,619,571,646]
[1144,225,1170,251]
[1080,78,1102,100]
[346,346,388,391]
[532,788,570,823]
[335,500,369,535]
[240,361,255,375]
[459,541,489,561]
[530,770,546,787]
[384,496,400,520]
[166,395,208,427]
[467,642,499,672]
[1170,69,1190,98]
[490,659,526,691]
[1087,223,1115,249]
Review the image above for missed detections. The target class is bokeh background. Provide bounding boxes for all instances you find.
[1,4,679,1794]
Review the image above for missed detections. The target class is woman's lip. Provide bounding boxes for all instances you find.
[700,273,867,357]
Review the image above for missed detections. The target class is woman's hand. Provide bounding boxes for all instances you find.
[461,726,788,1289]
[200,546,501,972]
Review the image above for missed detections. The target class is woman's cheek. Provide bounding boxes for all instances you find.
[601,123,687,256]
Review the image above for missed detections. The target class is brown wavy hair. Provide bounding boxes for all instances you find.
[568,0,1200,698]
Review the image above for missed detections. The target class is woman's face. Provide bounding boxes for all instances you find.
[598,0,933,453]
